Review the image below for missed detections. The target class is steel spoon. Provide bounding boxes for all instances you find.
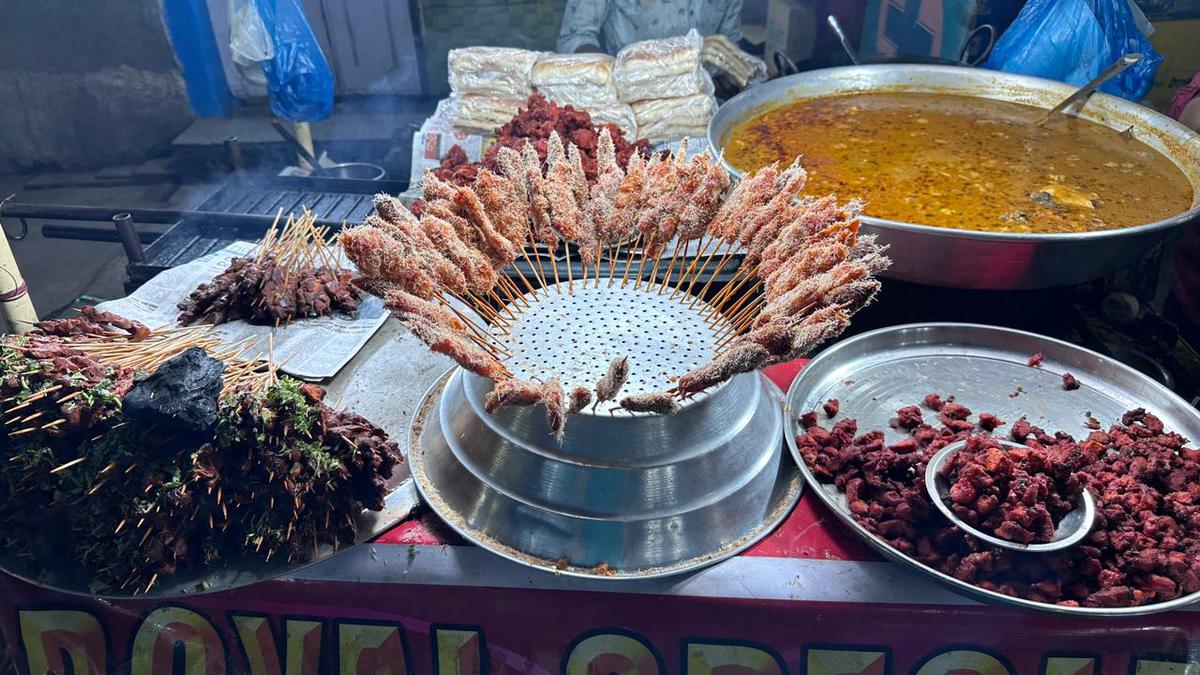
[926,439,1097,553]
[1035,53,1143,127]
[826,15,860,66]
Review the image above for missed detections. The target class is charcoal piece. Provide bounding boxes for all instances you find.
[123,347,225,434]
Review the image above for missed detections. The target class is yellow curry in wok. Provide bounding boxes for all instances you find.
[724,92,1194,234]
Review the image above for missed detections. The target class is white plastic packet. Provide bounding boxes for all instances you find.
[448,47,541,97]
[614,29,714,103]
[452,93,526,132]
[586,104,638,138]
[229,0,273,66]
[701,34,768,89]
[632,93,717,142]
[533,53,620,107]
[537,82,620,108]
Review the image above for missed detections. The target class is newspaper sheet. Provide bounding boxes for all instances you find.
[97,241,387,381]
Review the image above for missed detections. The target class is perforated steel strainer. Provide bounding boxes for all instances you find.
[503,280,722,404]
[408,279,800,577]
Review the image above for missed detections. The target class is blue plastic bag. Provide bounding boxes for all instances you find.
[984,0,1163,101]
[255,0,334,121]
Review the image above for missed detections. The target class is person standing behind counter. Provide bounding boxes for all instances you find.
[558,0,743,54]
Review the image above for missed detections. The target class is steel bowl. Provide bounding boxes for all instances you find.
[410,368,801,578]
[708,65,1200,289]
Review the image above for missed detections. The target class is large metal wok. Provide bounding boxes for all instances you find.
[708,65,1200,289]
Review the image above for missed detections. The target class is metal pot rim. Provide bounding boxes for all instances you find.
[708,64,1200,244]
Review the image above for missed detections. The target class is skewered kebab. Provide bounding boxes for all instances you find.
[177,211,362,326]
[0,309,401,594]
[342,129,889,441]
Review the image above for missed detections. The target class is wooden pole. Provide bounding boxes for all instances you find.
[293,122,316,171]
[0,228,38,333]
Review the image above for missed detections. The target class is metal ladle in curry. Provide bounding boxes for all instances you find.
[1035,53,1143,127]
[1027,54,1143,211]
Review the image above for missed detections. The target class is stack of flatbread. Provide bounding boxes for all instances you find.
[531,54,637,137]
[449,47,541,131]
[632,94,717,143]
[612,30,717,142]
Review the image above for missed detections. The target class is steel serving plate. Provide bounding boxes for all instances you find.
[0,318,440,598]
[784,322,1200,616]
[410,367,802,579]
[708,65,1200,290]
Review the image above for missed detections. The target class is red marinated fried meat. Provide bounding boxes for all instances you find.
[823,398,840,418]
[939,435,1078,544]
[796,399,1200,608]
[432,94,653,187]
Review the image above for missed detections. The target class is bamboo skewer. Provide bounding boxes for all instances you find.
[565,243,574,294]
[672,238,716,300]
[687,240,737,308]
[658,241,685,295]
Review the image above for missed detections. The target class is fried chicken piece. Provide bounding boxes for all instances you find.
[764,241,851,297]
[340,226,441,299]
[450,186,518,268]
[567,386,593,414]
[595,356,630,406]
[618,391,679,414]
[494,146,531,201]
[737,161,808,261]
[710,163,779,241]
[758,198,855,277]
[595,127,620,177]
[364,214,469,296]
[419,214,498,295]
[473,169,529,246]
[567,145,600,266]
[634,154,682,257]
[406,317,508,381]
[677,153,731,241]
[377,286,467,332]
[676,343,769,398]
[484,379,544,413]
[758,262,870,326]
[421,173,460,205]
[544,134,587,245]
[543,379,566,441]
[600,151,647,244]
[373,193,420,231]
[521,142,558,249]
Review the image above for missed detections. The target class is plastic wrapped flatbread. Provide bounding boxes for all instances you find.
[701,35,768,89]
[532,53,615,88]
[534,53,620,107]
[452,94,527,132]
[613,29,714,103]
[632,93,717,142]
[449,47,541,97]
[586,104,637,138]
[537,82,620,108]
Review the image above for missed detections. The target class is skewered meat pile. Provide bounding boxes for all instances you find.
[177,212,362,326]
[343,129,888,441]
[0,311,401,594]
[430,93,654,187]
[797,398,1200,608]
